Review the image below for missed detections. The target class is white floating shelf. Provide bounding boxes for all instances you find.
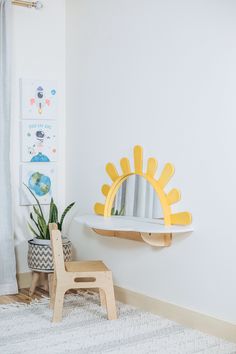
[76,215,193,247]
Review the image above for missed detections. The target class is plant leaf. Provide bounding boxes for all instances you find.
[48,198,54,223]
[23,183,44,219]
[28,223,40,238]
[37,215,47,239]
[52,203,58,223]
[33,206,42,219]
[46,225,50,240]
[30,212,43,236]
[59,202,75,231]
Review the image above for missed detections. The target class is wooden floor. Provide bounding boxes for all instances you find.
[0,287,92,305]
[0,287,48,305]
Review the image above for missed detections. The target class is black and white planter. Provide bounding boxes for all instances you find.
[28,237,72,273]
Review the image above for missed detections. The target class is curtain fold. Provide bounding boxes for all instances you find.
[0,0,18,295]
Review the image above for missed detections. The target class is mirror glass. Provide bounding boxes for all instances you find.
[112,175,162,219]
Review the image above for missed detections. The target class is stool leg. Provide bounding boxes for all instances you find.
[99,288,106,308]
[29,272,40,297]
[49,273,56,309]
[48,273,53,297]
[104,285,117,320]
[52,285,65,323]
[103,273,117,320]
[42,273,49,292]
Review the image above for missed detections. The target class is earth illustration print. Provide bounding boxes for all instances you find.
[28,171,51,197]
[21,164,57,205]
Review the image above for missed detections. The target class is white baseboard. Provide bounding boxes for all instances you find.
[114,286,236,343]
[17,273,235,343]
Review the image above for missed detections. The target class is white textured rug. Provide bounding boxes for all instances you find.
[0,293,235,354]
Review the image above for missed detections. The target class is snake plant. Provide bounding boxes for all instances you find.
[25,184,75,239]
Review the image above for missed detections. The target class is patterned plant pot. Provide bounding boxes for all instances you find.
[28,238,72,273]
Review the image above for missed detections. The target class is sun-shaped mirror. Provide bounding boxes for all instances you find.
[94,145,192,226]
[111,175,162,219]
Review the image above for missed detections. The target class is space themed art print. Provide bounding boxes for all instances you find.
[21,121,57,162]
[20,163,57,205]
[20,79,58,119]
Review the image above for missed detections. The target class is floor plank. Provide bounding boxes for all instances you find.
[0,287,48,304]
[0,287,90,305]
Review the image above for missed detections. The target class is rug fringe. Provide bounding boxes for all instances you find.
[0,291,129,312]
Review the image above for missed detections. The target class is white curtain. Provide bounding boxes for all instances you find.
[0,0,18,295]
[113,175,162,219]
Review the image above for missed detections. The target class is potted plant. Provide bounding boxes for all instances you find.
[25,185,75,272]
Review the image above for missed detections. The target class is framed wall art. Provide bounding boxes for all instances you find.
[21,120,57,162]
[20,79,58,119]
[20,163,57,205]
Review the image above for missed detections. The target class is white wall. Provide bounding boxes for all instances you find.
[12,0,66,273]
[66,0,236,323]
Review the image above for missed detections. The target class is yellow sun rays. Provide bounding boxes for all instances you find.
[94,145,192,226]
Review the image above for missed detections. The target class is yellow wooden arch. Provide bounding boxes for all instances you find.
[94,145,192,226]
